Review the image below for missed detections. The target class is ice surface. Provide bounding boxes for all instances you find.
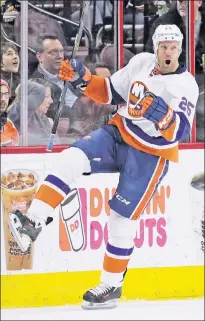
[1,298,204,320]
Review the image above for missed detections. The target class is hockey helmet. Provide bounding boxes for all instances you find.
[152,24,183,52]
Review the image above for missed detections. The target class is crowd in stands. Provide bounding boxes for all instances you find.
[0,0,204,147]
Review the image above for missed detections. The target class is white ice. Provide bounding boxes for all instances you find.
[1,298,204,320]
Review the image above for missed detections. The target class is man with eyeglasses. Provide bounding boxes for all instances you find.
[0,79,19,146]
[30,35,78,120]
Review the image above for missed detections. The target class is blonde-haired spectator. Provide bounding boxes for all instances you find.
[0,79,19,146]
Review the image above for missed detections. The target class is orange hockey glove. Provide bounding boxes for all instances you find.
[58,58,92,89]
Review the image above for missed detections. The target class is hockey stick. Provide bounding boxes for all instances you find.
[46,0,90,152]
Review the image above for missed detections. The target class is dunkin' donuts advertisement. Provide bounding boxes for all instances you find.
[1,149,204,274]
[59,185,170,253]
[1,169,39,270]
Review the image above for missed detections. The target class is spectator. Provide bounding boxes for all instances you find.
[30,35,78,119]
[71,0,113,34]
[14,8,67,50]
[124,0,146,24]
[153,1,171,17]
[98,44,135,74]
[2,0,20,23]
[144,1,173,45]
[8,79,62,146]
[65,95,115,143]
[0,42,20,104]
[86,62,112,77]
[0,79,19,146]
[13,5,67,70]
[0,0,20,46]
[95,63,111,77]
[65,63,115,142]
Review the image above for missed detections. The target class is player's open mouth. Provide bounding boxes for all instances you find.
[165,59,171,65]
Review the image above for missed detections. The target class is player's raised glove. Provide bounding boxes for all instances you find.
[58,58,92,89]
[136,92,175,130]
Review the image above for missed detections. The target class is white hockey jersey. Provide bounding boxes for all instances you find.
[105,52,199,162]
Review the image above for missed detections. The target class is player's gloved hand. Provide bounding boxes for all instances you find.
[136,92,175,130]
[58,58,92,89]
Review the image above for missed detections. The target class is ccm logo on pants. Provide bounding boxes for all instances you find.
[115,192,131,205]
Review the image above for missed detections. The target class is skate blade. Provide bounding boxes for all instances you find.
[8,213,31,253]
[82,299,118,310]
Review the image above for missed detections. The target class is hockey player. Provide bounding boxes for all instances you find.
[9,25,199,309]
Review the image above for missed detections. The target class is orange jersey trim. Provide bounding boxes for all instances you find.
[159,120,177,141]
[84,75,109,104]
[109,114,179,162]
[131,157,166,220]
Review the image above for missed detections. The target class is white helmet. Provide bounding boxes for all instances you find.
[152,24,183,53]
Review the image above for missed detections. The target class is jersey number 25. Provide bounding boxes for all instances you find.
[178,97,194,116]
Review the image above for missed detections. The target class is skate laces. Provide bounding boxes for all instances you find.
[89,283,113,296]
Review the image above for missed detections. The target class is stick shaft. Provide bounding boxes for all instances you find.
[46,0,90,152]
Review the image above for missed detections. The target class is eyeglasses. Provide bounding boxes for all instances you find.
[0,92,10,99]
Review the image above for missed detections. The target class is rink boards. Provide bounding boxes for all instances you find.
[2,266,204,308]
[1,147,204,308]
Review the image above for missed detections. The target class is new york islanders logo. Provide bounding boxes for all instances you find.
[128,81,149,117]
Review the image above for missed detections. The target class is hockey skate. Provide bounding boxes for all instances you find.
[82,283,122,309]
[9,210,43,252]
